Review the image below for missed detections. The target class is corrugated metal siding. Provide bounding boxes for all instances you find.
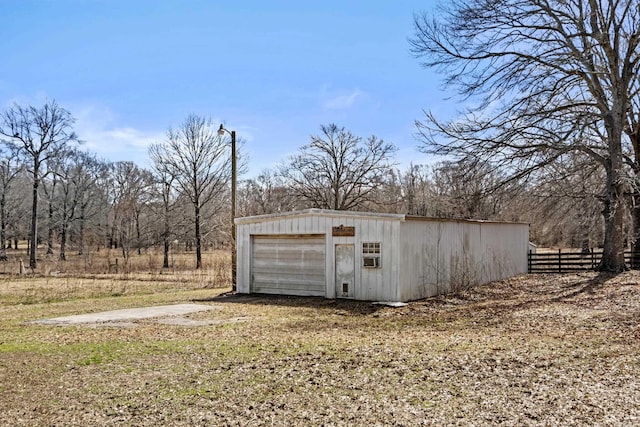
[357,217,399,301]
[251,235,325,296]
[236,211,400,301]
[398,220,528,301]
[477,223,528,282]
[237,210,526,302]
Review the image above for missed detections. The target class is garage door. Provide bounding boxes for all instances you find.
[251,235,326,296]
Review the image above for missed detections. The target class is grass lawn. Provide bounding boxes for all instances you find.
[1,266,639,426]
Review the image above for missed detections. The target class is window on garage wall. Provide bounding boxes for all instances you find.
[362,242,381,268]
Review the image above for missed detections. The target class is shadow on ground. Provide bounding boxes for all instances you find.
[550,271,619,302]
[198,271,633,318]
[196,292,387,315]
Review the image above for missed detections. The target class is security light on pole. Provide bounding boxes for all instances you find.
[218,124,237,291]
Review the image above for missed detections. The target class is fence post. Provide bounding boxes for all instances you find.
[528,250,532,273]
[558,248,562,273]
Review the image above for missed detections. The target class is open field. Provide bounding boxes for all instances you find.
[1,268,639,426]
[0,245,231,276]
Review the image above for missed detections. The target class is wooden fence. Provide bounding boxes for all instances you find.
[528,249,640,273]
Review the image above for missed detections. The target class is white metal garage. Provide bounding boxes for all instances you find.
[236,209,529,302]
[251,235,326,296]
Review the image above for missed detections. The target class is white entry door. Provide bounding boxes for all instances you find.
[335,244,355,298]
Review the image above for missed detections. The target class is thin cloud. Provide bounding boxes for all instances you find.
[321,88,366,111]
[73,105,163,164]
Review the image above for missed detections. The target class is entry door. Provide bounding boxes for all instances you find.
[335,244,355,298]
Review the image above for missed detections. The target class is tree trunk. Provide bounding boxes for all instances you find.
[121,232,126,258]
[59,224,67,261]
[136,210,141,255]
[163,205,170,269]
[599,194,626,271]
[629,125,640,268]
[29,169,39,269]
[0,191,6,255]
[163,237,170,269]
[631,193,640,269]
[110,221,117,249]
[598,120,627,272]
[46,196,54,255]
[78,208,85,255]
[195,203,202,269]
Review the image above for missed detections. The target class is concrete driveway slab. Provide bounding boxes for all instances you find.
[33,303,219,326]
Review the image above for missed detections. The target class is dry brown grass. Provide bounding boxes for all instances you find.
[1,270,639,426]
[0,245,231,275]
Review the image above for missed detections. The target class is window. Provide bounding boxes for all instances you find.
[362,242,381,268]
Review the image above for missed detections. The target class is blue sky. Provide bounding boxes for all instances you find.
[1,0,452,177]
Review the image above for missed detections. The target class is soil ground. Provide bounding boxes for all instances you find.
[1,271,639,426]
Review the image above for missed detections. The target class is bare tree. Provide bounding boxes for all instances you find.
[152,115,231,269]
[238,169,298,216]
[41,159,61,255]
[149,144,177,269]
[365,168,405,213]
[501,153,604,248]
[52,152,75,261]
[109,161,154,266]
[399,163,432,216]
[3,169,31,251]
[411,0,640,271]
[74,154,110,256]
[281,124,397,210]
[429,161,509,220]
[0,144,22,260]
[0,100,77,269]
[50,149,107,261]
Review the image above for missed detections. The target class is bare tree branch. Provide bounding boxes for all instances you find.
[280,124,397,211]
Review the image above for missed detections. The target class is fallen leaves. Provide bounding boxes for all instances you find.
[1,271,640,425]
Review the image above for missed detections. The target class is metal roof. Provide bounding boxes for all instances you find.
[234,209,406,225]
[235,209,527,226]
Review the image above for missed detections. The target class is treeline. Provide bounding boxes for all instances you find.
[0,144,220,268]
[3,1,637,272]
[241,155,604,251]
[0,101,607,271]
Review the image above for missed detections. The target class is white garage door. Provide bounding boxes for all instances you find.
[251,235,326,296]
